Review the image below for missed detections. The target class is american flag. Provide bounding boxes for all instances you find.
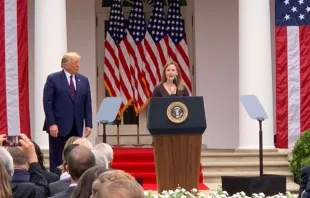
[146,0,169,90]
[275,0,310,148]
[104,0,192,114]
[0,0,30,137]
[103,0,133,116]
[127,0,149,112]
[167,0,192,93]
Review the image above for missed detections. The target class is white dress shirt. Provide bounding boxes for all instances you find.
[64,69,76,89]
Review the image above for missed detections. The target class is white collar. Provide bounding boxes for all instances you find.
[64,69,75,79]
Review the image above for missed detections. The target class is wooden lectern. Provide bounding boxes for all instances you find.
[147,96,207,192]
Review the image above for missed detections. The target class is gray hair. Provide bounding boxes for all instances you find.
[94,143,114,163]
[0,147,14,176]
[92,150,109,169]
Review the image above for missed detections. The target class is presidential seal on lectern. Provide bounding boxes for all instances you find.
[166,101,188,123]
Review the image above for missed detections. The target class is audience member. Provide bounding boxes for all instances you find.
[56,136,79,176]
[299,165,310,198]
[8,147,30,183]
[59,144,79,180]
[73,137,93,149]
[99,169,135,182]
[0,134,49,198]
[91,150,109,168]
[94,143,114,166]
[91,178,144,198]
[0,161,12,198]
[32,141,59,183]
[0,147,14,176]
[71,166,108,198]
[50,145,96,198]
[49,144,79,196]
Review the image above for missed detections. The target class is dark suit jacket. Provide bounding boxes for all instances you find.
[49,186,76,198]
[12,163,49,198]
[299,165,310,198]
[41,170,59,184]
[43,70,92,137]
[48,178,71,197]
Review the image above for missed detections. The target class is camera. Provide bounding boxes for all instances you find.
[3,136,21,147]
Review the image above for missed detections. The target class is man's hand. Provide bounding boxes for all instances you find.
[49,125,59,137]
[18,133,38,163]
[0,134,6,146]
[84,127,92,137]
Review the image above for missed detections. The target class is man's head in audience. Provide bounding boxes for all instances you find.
[7,147,29,170]
[0,147,14,176]
[67,145,96,184]
[62,144,79,172]
[94,143,114,165]
[91,178,144,198]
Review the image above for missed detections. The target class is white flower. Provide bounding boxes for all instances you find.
[259,193,265,197]
[143,185,296,198]
[192,188,198,192]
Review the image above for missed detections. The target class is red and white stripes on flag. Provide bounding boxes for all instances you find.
[275,0,310,148]
[275,26,309,149]
[145,0,169,92]
[104,0,192,115]
[103,0,133,116]
[167,0,192,93]
[127,0,150,112]
[0,0,30,137]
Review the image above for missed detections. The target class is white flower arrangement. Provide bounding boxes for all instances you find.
[144,186,297,198]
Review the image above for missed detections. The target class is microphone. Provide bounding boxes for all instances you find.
[173,76,177,85]
[173,76,178,95]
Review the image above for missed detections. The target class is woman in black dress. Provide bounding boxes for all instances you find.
[152,60,189,97]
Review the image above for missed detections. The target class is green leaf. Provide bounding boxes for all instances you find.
[290,130,310,183]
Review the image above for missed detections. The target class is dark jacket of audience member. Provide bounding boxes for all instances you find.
[8,146,49,198]
[32,141,59,184]
[11,162,49,198]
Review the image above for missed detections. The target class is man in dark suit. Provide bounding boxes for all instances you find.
[43,52,92,173]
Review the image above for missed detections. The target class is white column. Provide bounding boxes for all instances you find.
[239,0,274,149]
[34,0,67,149]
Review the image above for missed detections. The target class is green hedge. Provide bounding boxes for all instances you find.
[290,130,310,183]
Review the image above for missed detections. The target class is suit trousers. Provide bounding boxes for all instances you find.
[48,118,79,173]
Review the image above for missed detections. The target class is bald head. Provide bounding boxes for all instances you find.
[67,145,95,182]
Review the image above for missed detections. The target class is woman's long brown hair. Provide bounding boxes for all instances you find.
[0,161,12,198]
[160,60,185,90]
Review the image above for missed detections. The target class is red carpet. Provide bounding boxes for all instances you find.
[111,147,209,191]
